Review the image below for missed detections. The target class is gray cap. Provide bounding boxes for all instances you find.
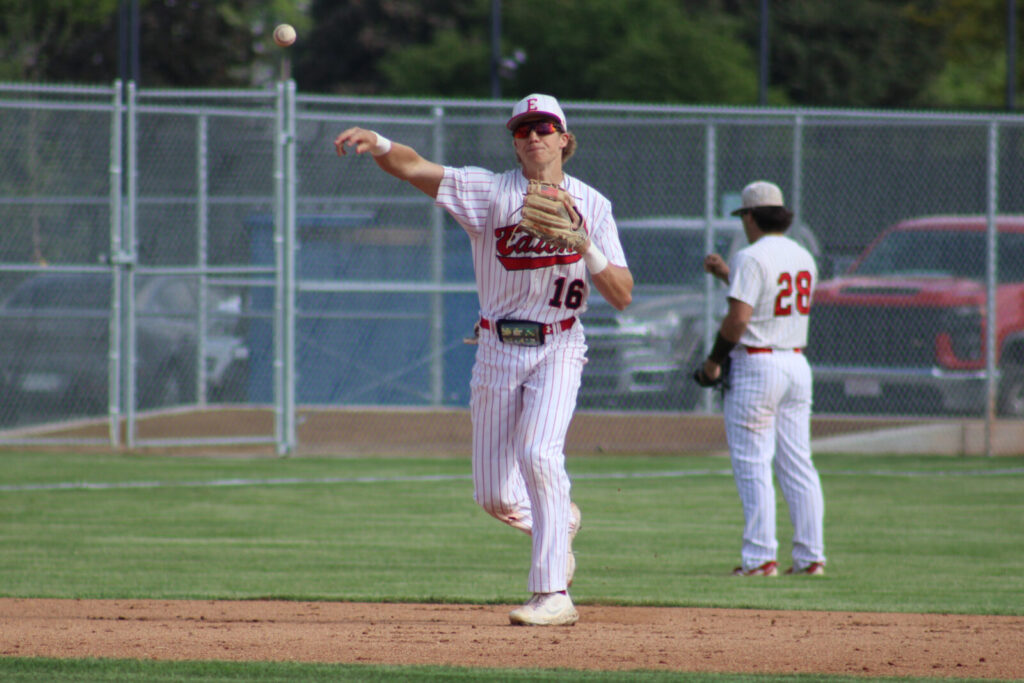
[731,181,785,216]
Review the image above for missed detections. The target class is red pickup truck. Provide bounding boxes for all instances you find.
[807,215,1024,417]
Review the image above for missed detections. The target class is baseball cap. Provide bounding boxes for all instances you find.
[731,181,786,215]
[507,93,567,131]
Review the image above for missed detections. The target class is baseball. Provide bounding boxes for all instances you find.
[273,23,296,48]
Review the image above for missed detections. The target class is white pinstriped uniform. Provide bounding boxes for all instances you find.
[723,234,826,572]
[436,165,626,593]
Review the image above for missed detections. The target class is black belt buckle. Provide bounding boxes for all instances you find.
[495,319,545,346]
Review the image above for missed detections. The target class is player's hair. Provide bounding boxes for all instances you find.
[750,206,793,233]
[562,132,577,164]
[513,131,577,166]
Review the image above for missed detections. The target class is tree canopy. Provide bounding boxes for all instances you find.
[0,0,1020,111]
[906,0,1021,109]
[0,0,307,86]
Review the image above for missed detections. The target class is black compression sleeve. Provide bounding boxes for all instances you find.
[708,331,737,364]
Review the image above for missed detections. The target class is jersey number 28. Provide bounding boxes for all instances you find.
[775,270,812,316]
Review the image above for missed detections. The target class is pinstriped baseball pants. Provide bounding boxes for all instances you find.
[469,327,585,594]
[723,351,826,571]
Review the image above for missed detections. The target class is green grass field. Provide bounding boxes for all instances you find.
[1,449,1022,681]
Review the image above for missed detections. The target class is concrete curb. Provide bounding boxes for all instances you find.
[812,420,1024,456]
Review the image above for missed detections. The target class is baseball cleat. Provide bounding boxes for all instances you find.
[785,561,825,576]
[732,560,779,577]
[509,592,579,626]
[567,502,581,587]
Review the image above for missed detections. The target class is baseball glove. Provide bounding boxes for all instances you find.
[692,356,731,391]
[518,180,587,251]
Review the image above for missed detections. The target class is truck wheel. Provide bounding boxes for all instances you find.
[997,364,1024,418]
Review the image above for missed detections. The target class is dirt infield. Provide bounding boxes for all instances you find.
[2,598,1022,678]
[7,406,937,456]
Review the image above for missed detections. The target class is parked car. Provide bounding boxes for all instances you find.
[0,271,249,425]
[808,215,1024,417]
[579,216,820,411]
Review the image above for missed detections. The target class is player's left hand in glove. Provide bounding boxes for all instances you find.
[517,180,587,252]
[693,356,731,390]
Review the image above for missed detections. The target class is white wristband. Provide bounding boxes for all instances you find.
[583,245,609,274]
[370,132,392,157]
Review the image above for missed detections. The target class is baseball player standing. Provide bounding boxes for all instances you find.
[334,94,633,625]
[697,180,826,577]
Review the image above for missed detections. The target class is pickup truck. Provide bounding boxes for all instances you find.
[807,215,1024,417]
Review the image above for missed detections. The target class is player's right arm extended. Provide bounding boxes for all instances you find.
[334,127,444,198]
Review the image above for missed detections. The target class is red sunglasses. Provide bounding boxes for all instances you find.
[512,120,563,139]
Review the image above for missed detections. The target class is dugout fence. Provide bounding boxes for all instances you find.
[0,81,1022,454]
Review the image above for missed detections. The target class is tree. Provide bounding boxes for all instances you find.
[763,2,948,109]
[0,0,306,87]
[0,0,118,82]
[296,0,485,94]
[2,0,1012,112]
[364,0,948,108]
[542,1,758,104]
[378,29,490,98]
[906,0,1022,109]
[369,0,760,104]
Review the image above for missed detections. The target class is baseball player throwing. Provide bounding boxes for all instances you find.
[697,180,826,577]
[334,94,633,624]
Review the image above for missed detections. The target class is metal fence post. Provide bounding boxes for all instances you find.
[430,106,446,405]
[283,79,298,453]
[791,114,804,219]
[984,120,1000,457]
[701,121,717,413]
[108,80,124,447]
[272,80,299,455]
[272,82,286,454]
[124,80,138,448]
[196,114,209,406]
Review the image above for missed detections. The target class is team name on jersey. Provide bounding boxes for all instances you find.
[494,224,583,271]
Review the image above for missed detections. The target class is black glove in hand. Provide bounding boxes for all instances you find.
[691,356,731,390]
[692,367,717,387]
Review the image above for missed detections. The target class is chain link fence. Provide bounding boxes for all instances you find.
[1,82,1022,452]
